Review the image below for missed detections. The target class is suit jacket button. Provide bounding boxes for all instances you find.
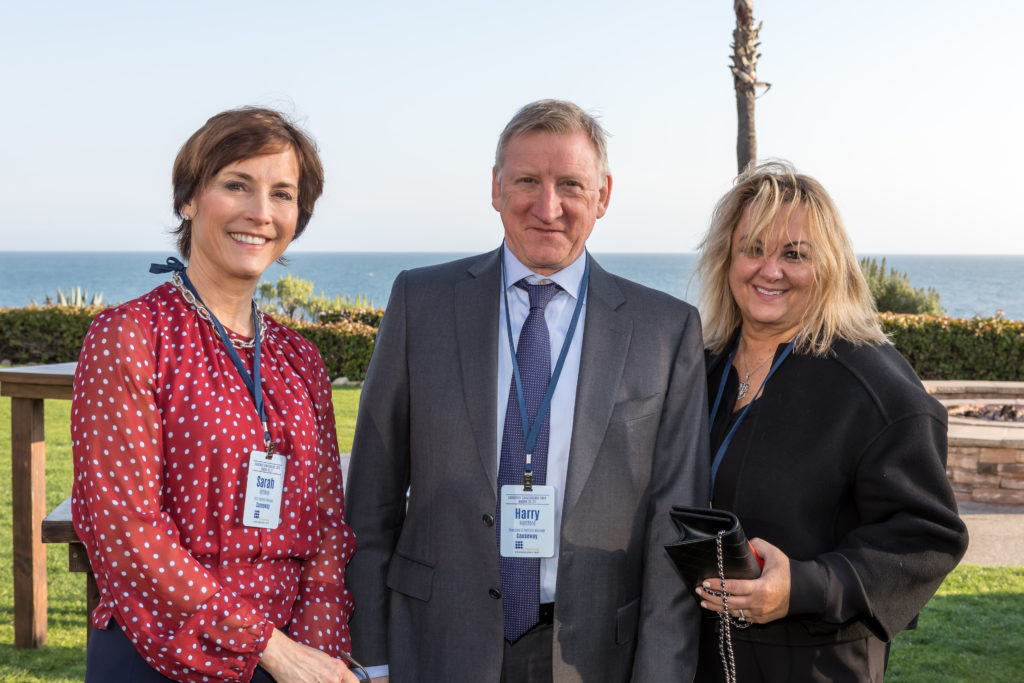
[482,513,494,526]
[489,588,502,600]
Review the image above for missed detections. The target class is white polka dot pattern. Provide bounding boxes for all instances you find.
[70,282,356,682]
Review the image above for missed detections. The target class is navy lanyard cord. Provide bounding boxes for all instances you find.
[502,253,589,471]
[708,336,795,494]
[707,343,741,434]
[150,257,273,452]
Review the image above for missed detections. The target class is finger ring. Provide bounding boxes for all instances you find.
[737,609,747,622]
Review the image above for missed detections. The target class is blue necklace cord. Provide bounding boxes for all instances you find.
[708,335,796,497]
[150,257,273,454]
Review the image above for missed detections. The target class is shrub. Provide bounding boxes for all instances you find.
[861,258,944,315]
[881,312,1024,380]
[8,305,1017,383]
[0,306,379,382]
[318,308,384,328]
[0,306,104,365]
[309,292,375,316]
[46,286,104,307]
[258,274,375,322]
[289,318,377,381]
[258,274,314,319]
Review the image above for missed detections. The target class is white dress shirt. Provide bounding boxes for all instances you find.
[497,245,588,604]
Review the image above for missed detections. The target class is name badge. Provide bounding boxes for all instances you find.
[243,449,286,529]
[499,485,555,558]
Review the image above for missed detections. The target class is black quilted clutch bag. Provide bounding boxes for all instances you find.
[664,505,763,591]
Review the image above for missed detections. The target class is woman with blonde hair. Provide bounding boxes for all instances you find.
[691,161,967,682]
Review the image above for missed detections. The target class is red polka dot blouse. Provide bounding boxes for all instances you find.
[71,281,356,682]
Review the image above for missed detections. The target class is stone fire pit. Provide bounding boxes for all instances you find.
[947,402,1024,422]
[925,381,1024,506]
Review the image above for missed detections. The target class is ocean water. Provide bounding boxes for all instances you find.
[0,251,1020,321]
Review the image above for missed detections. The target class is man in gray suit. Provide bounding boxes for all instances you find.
[345,100,708,682]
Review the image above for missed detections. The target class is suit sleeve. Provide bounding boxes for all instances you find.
[632,307,711,682]
[787,412,969,639]
[344,271,412,665]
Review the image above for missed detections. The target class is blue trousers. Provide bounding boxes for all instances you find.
[86,620,276,683]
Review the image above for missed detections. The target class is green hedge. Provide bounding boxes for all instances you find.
[4,307,1023,382]
[0,306,378,381]
[318,307,384,328]
[0,306,104,365]
[881,313,1024,380]
[288,318,377,381]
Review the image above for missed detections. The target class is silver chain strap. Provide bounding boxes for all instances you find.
[171,272,266,349]
[715,529,753,681]
[716,530,738,683]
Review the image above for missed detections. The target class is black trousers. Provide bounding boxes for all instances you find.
[694,620,889,683]
[500,623,554,683]
[86,620,276,683]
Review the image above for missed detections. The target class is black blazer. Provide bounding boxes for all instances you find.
[706,335,968,644]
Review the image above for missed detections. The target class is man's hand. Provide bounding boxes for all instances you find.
[694,537,791,624]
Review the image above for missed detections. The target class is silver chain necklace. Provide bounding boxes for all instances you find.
[170,272,266,349]
[737,345,772,400]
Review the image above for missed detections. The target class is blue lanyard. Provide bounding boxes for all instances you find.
[502,251,589,489]
[708,335,795,496]
[150,257,274,454]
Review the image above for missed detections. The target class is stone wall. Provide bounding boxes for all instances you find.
[947,441,1024,505]
[924,380,1024,506]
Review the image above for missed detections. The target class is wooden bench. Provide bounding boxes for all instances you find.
[41,496,99,642]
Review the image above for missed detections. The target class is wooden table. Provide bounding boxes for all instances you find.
[0,362,76,649]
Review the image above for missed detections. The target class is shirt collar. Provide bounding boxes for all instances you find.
[501,244,587,299]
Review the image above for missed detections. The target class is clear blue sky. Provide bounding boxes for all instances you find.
[1,1,1019,254]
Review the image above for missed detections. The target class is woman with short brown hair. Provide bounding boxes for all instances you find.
[72,107,359,683]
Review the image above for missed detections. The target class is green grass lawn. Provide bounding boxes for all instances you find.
[1,390,1023,681]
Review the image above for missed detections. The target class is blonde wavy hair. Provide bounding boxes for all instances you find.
[697,161,886,356]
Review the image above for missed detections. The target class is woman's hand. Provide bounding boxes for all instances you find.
[694,537,791,624]
[259,629,361,683]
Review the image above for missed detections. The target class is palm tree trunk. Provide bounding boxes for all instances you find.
[731,0,765,174]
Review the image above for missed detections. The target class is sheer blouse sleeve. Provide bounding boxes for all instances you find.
[284,344,357,657]
[71,308,274,682]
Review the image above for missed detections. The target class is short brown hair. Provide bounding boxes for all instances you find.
[697,161,886,356]
[494,99,610,178]
[171,107,324,259]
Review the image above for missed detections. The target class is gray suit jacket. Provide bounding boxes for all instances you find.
[345,249,709,682]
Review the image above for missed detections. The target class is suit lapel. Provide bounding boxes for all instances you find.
[563,256,632,517]
[455,249,502,488]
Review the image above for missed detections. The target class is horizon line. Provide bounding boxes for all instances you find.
[3,250,1022,258]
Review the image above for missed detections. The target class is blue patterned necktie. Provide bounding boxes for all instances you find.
[497,279,559,643]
